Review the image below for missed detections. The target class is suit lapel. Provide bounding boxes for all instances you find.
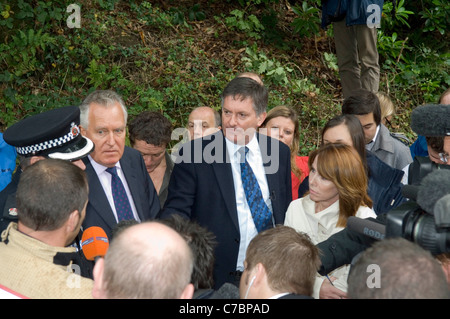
[258,133,281,221]
[83,158,117,229]
[210,132,239,232]
[119,148,143,219]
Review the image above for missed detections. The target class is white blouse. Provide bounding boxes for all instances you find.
[284,194,376,298]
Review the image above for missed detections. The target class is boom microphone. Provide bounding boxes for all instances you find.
[346,216,386,240]
[416,170,450,215]
[434,194,450,228]
[81,227,109,261]
[410,104,450,136]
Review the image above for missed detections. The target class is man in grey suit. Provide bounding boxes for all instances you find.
[342,88,412,178]
[160,77,292,288]
[79,90,160,240]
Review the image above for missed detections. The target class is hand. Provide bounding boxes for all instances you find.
[319,276,347,299]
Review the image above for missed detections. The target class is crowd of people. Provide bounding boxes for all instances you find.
[0,0,449,298]
[0,69,448,299]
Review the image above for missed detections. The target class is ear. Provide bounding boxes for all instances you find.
[257,112,267,127]
[29,156,45,166]
[66,210,81,233]
[250,262,267,288]
[92,258,106,299]
[79,124,87,136]
[179,283,195,299]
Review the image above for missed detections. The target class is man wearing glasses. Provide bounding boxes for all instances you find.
[406,103,450,185]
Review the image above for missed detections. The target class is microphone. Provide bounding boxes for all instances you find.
[410,104,450,136]
[416,170,450,215]
[81,226,109,261]
[346,216,386,240]
[401,184,419,201]
[434,194,450,228]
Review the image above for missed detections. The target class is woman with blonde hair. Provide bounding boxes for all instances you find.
[284,143,375,299]
[261,105,309,200]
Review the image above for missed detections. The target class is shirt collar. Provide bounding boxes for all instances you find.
[225,132,259,159]
[88,155,122,175]
[366,125,380,150]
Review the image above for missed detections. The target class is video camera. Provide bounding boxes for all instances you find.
[385,157,450,255]
[347,104,450,256]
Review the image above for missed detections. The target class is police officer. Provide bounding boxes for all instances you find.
[0,105,94,235]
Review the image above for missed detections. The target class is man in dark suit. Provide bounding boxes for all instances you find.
[160,77,292,288]
[79,90,160,240]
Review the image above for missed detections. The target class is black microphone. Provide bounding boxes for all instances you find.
[401,184,419,201]
[416,170,450,214]
[410,104,450,136]
[346,216,386,240]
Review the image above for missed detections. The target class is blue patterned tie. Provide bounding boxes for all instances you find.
[239,147,272,232]
[106,166,134,222]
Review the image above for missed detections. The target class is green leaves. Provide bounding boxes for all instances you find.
[291,1,321,38]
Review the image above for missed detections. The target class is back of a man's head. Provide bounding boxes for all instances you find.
[348,238,449,299]
[159,214,217,290]
[98,221,194,299]
[16,158,88,231]
[342,88,382,126]
[245,225,321,296]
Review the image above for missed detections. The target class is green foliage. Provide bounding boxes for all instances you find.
[419,0,450,35]
[382,0,414,29]
[224,9,265,39]
[242,46,292,85]
[291,1,321,37]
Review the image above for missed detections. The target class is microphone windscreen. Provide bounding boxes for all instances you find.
[81,226,109,261]
[416,170,450,214]
[433,194,450,228]
[347,216,385,240]
[411,104,450,136]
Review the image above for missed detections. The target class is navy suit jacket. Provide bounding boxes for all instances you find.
[160,131,292,288]
[82,146,160,240]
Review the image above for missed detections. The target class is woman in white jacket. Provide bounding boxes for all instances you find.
[284,143,376,299]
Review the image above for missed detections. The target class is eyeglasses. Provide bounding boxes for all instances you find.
[429,152,449,164]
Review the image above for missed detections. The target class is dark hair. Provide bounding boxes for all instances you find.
[220,77,268,116]
[322,114,368,173]
[342,89,382,126]
[159,214,217,290]
[128,111,172,147]
[16,159,88,231]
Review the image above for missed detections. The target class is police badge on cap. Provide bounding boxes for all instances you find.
[4,105,94,161]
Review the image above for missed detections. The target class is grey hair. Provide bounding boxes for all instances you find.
[79,90,128,128]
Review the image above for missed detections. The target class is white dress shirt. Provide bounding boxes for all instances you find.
[225,135,273,271]
[88,155,140,223]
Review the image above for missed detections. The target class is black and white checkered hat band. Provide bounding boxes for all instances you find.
[16,122,81,155]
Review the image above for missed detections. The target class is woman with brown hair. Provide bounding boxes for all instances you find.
[284,143,376,299]
[261,105,309,200]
